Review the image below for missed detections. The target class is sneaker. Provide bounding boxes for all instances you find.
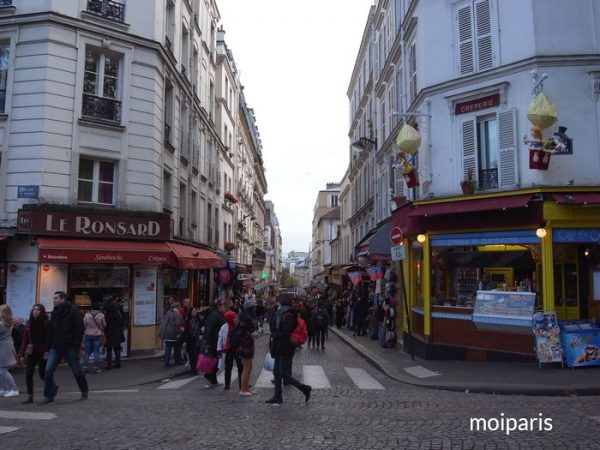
[239,391,253,397]
[3,390,19,398]
[0,389,7,397]
[265,397,282,404]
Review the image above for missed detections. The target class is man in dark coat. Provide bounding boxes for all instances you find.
[265,294,312,404]
[41,291,89,404]
[104,298,124,370]
[201,299,226,386]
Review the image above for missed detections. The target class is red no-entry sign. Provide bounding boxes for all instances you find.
[390,226,403,245]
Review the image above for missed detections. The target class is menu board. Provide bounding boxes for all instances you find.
[38,264,68,312]
[472,290,536,334]
[70,265,129,288]
[6,263,38,320]
[532,311,564,364]
[133,267,157,326]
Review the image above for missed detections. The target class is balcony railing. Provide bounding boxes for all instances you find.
[192,143,200,168]
[164,123,171,145]
[479,168,498,190]
[82,94,121,123]
[86,0,125,23]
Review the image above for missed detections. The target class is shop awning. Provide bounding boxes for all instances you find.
[166,242,225,270]
[356,222,392,261]
[409,194,533,217]
[551,193,600,206]
[38,238,172,265]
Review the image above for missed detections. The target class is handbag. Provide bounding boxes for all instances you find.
[263,352,275,372]
[196,352,217,374]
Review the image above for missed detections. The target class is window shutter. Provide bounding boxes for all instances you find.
[461,118,478,183]
[474,0,493,71]
[497,108,518,187]
[393,165,405,197]
[457,4,474,75]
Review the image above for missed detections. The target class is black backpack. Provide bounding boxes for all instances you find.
[313,307,326,326]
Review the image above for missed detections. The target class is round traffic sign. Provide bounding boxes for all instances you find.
[390,226,403,245]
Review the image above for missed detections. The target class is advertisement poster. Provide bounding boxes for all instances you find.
[559,321,600,368]
[133,267,157,326]
[532,311,564,364]
[38,264,68,313]
[6,263,38,320]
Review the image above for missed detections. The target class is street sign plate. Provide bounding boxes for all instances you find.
[390,226,403,245]
[391,245,405,261]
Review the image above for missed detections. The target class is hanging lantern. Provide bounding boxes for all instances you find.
[526,92,558,129]
[395,123,421,154]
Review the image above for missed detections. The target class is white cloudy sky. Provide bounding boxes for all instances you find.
[216,0,374,254]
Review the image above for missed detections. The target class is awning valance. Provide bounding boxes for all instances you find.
[551,193,600,206]
[409,194,533,217]
[166,242,225,270]
[38,238,172,265]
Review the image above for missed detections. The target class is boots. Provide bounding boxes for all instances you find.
[22,395,34,404]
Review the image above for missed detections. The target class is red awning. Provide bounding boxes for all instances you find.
[551,193,600,205]
[38,238,172,265]
[166,242,225,270]
[408,194,533,217]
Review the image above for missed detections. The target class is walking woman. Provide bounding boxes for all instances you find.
[159,302,183,367]
[18,304,49,403]
[237,300,256,396]
[0,305,19,398]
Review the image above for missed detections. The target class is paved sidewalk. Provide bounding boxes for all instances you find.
[330,326,600,396]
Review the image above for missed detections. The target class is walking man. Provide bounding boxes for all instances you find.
[41,291,89,404]
[265,294,312,404]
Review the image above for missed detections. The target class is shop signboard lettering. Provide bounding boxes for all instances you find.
[17,209,171,240]
[455,94,500,115]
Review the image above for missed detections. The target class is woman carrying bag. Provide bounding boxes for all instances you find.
[18,304,50,403]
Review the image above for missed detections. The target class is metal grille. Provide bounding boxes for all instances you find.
[478,168,498,190]
[82,94,121,122]
[86,0,125,22]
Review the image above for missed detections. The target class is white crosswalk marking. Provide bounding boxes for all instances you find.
[217,369,239,385]
[404,365,440,379]
[302,365,331,389]
[254,368,274,388]
[0,426,20,435]
[344,367,385,390]
[91,389,139,394]
[157,376,199,390]
[0,410,57,420]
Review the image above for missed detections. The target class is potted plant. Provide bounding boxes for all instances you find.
[460,167,476,194]
[224,241,236,252]
[224,191,239,203]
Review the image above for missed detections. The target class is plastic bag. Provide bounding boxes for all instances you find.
[263,352,275,372]
[527,92,558,129]
[395,124,421,154]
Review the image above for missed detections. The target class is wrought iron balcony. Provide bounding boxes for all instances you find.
[180,128,190,160]
[478,168,498,190]
[86,0,125,23]
[192,143,200,168]
[82,94,121,123]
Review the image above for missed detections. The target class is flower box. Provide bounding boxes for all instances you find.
[224,191,239,203]
[224,241,236,252]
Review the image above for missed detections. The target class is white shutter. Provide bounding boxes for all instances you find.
[474,0,493,71]
[457,4,474,75]
[393,164,405,197]
[461,118,478,183]
[497,108,518,187]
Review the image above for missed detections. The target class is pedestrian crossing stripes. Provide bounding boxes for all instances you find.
[155,365,386,391]
[0,425,20,435]
[0,410,56,420]
[157,375,199,389]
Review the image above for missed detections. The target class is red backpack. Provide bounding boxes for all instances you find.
[290,316,308,345]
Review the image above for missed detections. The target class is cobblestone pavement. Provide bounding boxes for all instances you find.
[1,332,599,449]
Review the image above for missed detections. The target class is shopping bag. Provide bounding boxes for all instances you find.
[196,353,217,374]
[263,353,275,372]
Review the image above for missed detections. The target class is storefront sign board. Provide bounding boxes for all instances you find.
[133,267,158,326]
[532,311,564,364]
[553,228,600,244]
[6,263,38,319]
[454,94,500,115]
[38,264,68,312]
[17,209,171,240]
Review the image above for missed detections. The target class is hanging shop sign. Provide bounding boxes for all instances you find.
[17,208,171,240]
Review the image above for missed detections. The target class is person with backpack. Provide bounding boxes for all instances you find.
[265,294,311,405]
[311,302,329,350]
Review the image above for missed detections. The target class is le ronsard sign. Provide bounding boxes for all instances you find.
[17,209,171,240]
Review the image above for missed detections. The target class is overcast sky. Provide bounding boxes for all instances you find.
[216,0,374,255]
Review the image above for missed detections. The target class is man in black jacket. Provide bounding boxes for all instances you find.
[265,294,311,404]
[41,291,89,404]
[201,299,226,386]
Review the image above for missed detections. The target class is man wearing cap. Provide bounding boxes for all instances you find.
[265,294,312,404]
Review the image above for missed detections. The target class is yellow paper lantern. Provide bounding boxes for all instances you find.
[526,92,558,129]
[395,124,421,154]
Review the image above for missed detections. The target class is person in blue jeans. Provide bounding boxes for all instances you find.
[82,303,106,373]
[41,291,89,404]
[159,302,183,367]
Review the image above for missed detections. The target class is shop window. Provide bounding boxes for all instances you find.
[476,115,498,189]
[163,269,189,305]
[82,47,122,123]
[78,158,115,205]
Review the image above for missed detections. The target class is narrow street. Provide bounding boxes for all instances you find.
[1,332,598,449]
